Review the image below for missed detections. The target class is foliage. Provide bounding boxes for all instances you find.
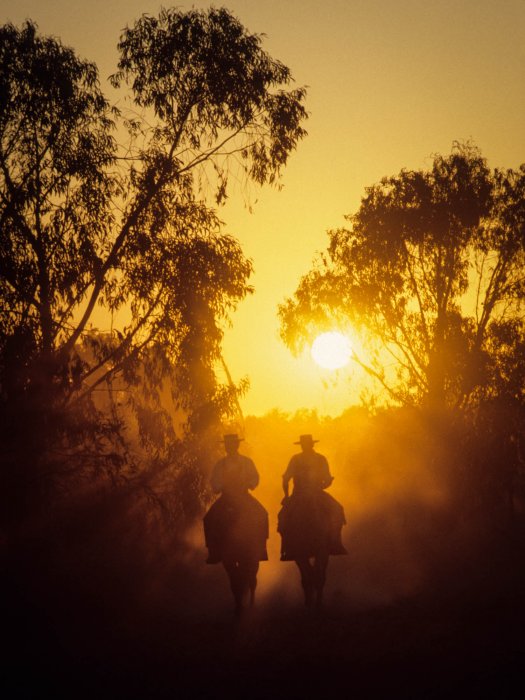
[280,144,525,408]
[0,10,307,525]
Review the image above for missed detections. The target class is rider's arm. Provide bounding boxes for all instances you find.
[244,457,260,490]
[319,455,334,489]
[210,460,224,494]
[282,458,295,498]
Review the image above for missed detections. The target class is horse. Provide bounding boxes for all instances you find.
[204,492,268,615]
[278,491,346,609]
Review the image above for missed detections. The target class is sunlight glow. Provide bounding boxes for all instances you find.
[311,332,352,370]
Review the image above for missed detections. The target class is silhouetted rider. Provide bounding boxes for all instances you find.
[283,436,333,498]
[278,434,346,607]
[204,434,268,614]
[210,434,259,499]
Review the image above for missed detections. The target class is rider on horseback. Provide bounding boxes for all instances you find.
[278,434,347,607]
[203,434,268,613]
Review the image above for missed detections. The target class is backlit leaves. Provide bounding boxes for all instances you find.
[280,144,525,408]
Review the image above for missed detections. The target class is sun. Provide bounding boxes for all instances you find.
[311,332,352,370]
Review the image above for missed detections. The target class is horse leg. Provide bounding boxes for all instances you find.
[312,549,329,610]
[295,557,315,607]
[248,560,259,607]
[239,559,259,608]
[223,558,244,614]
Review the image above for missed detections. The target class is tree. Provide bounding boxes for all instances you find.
[279,144,525,409]
[0,10,307,522]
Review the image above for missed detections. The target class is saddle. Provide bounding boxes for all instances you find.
[204,492,269,564]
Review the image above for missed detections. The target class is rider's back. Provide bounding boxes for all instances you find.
[211,454,259,498]
[285,451,332,496]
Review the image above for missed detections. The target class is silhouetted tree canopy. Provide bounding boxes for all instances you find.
[0,10,307,524]
[280,144,525,408]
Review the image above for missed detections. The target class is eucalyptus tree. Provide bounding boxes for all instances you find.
[0,9,307,519]
[280,145,525,409]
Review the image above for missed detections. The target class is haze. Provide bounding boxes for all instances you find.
[3,0,524,415]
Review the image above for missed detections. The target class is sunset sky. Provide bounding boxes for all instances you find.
[3,0,525,416]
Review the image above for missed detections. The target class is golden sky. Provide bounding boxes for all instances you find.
[3,0,525,415]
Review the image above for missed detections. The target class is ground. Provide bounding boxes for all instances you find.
[6,537,525,699]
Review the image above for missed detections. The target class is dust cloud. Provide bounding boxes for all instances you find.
[169,406,472,617]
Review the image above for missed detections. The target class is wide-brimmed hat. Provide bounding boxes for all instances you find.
[294,434,319,445]
[222,433,243,443]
